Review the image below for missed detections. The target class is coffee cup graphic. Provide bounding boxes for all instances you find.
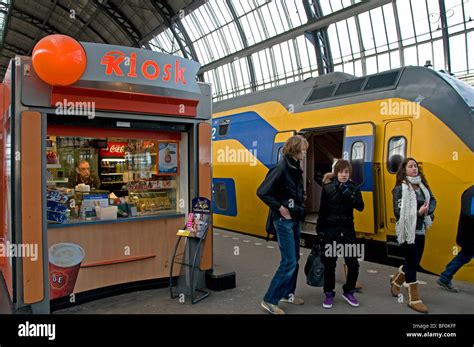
[48,243,85,299]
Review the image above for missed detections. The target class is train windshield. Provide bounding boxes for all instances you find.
[439,72,474,109]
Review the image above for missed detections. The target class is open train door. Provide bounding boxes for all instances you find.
[343,122,376,234]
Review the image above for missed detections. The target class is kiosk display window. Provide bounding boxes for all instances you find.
[46,134,182,224]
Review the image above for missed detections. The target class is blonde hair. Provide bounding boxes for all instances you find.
[282,135,309,157]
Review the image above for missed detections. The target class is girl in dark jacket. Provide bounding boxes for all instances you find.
[317,159,364,309]
[257,135,308,314]
[391,157,436,313]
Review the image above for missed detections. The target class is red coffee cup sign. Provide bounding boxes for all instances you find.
[48,243,85,299]
[100,142,126,157]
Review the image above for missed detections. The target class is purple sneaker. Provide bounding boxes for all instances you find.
[342,291,359,307]
[323,291,335,309]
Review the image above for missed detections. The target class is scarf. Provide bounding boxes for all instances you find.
[396,175,433,244]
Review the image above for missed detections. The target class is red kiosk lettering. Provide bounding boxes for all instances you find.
[100,50,186,84]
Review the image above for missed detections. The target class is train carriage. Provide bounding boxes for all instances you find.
[211,66,473,283]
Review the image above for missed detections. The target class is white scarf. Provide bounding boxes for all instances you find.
[396,176,433,244]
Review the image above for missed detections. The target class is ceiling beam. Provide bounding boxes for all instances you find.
[54,2,109,44]
[27,0,58,54]
[148,0,199,62]
[226,0,257,91]
[303,0,334,75]
[10,8,57,35]
[92,0,146,48]
[199,0,392,74]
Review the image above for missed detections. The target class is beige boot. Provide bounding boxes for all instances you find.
[390,265,405,297]
[344,264,363,292]
[406,282,429,313]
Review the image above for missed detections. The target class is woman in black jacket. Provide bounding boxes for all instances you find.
[317,159,364,309]
[391,157,436,313]
[257,135,308,314]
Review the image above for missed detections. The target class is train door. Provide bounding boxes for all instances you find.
[298,127,344,246]
[343,122,376,234]
[382,120,412,234]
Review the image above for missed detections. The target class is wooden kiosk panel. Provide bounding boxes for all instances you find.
[48,216,185,293]
[21,111,44,304]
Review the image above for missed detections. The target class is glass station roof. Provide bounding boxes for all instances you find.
[148,0,474,101]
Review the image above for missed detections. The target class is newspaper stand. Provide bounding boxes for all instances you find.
[169,197,210,304]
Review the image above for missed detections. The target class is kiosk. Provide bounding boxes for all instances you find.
[0,35,212,313]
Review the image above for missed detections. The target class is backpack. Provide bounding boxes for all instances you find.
[304,244,325,287]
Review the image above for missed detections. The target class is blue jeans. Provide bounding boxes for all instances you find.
[263,218,301,305]
[439,248,474,284]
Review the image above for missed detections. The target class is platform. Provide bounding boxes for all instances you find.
[54,228,474,315]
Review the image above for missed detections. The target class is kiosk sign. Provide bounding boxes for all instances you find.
[80,42,201,93]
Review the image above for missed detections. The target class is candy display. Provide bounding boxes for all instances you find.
[125,179,176,191]
[47,201,69,213]
[130,191,173,215]
[46,188,72,204]
[47,210,70,224]
[46,188,72,223]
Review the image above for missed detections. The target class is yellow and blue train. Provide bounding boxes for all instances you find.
[212,66,474,283]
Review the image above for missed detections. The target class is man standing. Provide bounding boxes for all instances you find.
[257,135,308,314]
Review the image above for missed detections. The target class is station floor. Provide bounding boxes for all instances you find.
[53,228,474,315]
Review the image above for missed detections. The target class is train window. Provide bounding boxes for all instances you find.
[218,119,230,137]
[364,70,400,91]
[387,136,406,173]
[335,78,365,96]
[277,146,283,163]
[215,182,228,211]
[351,141,365,160]
[350,141,365,184]
[306,85,337,102]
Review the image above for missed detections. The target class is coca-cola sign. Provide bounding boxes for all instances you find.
[100,142,127,157]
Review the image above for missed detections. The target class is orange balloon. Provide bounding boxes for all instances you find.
[32,35,87,86]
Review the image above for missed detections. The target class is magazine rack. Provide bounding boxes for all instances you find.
[169,197,211,304]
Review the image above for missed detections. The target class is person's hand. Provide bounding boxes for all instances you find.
[340,183,354,198]
[419,201,429,216]
[279,205,291,220]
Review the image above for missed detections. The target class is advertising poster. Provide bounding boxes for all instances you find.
[158,142,179,175]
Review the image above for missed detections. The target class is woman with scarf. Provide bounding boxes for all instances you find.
[391,157,436,313]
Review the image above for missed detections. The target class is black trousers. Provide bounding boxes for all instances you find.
[401,234,426,283]
[320,226,360,293]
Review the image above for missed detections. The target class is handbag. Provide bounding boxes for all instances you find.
[304,244,325,287]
